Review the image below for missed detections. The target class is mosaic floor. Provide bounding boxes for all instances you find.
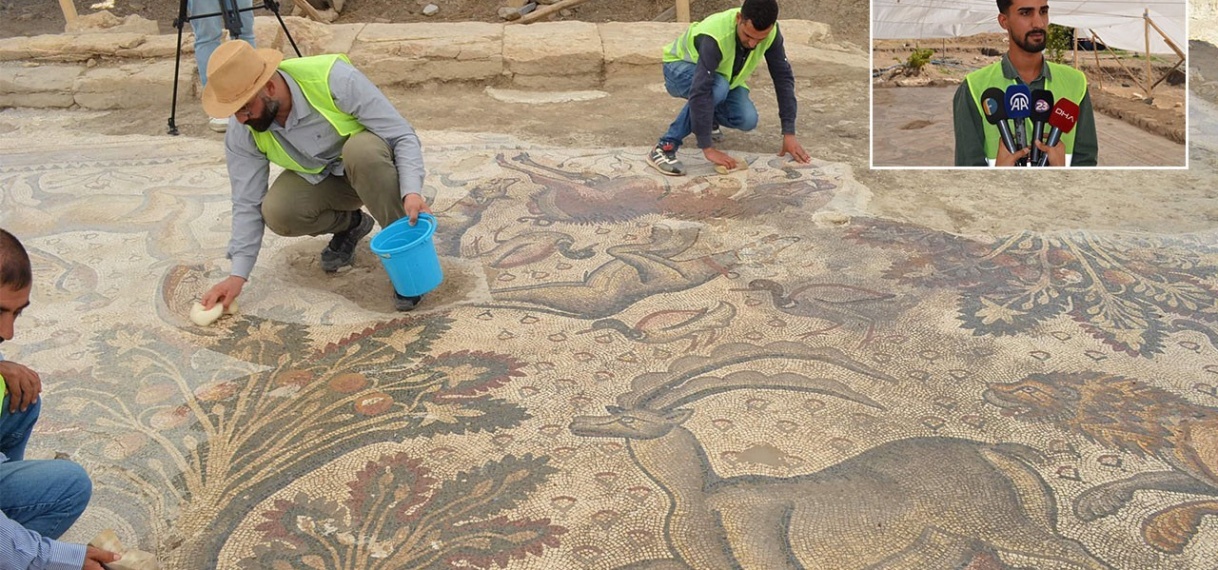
[1,110,1217,569]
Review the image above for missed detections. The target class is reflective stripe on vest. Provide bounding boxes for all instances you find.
[966,60,1086,166]
[249,54,366,174]
[662,8,776,90]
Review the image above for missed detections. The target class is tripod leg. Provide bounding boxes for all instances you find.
[168,0,190,135]
[262,0,302,57]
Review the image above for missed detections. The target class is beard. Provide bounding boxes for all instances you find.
[245,95,280,132]
[1014,29,1047,53]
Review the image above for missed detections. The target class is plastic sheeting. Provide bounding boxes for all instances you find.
[873,0,1185,54]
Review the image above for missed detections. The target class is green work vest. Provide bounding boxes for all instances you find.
[966,60,1087,165]
[662,8,777,90]
[0,372,5,418]
[249,54,366,174]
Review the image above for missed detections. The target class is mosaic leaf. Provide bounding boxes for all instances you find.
[238,453,565,570]
[850,219,1218,357]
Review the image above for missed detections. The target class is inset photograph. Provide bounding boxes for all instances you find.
[871,0,1187,168]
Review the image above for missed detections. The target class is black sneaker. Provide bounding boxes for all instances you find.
[321,210,374,273]
[711,124,724,142]
[646,141,685,176]
[394,292,423,312]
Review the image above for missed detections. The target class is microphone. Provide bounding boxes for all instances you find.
[1029,89,1054,166]
[980,87,1016,157]
[1005,85,1031,163]
[1036,98,1081,167]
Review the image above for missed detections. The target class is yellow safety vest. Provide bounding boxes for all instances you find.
[662,8,777,90]
[249,54,366,173]
[966,60,1087,165]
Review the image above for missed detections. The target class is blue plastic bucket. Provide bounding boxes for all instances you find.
[370,213,443,297]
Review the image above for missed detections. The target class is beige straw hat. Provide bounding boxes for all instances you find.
[201,40,285,118]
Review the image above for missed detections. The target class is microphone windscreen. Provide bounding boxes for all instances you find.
[1030,89,1054,122]
[981,87,1008,123]
[1048,99,1081,133]
[1005,84,1032,120]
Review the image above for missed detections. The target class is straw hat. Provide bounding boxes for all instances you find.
[201,41,284,119]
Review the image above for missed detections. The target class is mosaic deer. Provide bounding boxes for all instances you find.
[571,342,1113,570]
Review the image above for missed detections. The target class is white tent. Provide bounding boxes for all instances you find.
[873,0,1186,54]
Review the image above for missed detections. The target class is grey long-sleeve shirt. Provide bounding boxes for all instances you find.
[223,59,425,280]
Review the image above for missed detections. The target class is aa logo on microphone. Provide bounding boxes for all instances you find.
[1034,99,1051,113]
[1054,106,1076,122]
[1009,93,1029,112]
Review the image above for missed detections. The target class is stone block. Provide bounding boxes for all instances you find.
[778,20,833,46]
[0,37,33,63]
[254,16,334,57]
[504,21,602,78]
[511,73,601,90]
[349,23,505,86]
[21,33,149,62]
[0,63,83,108]
[115,34,182,59]
[600,22,681,88]
[74,60,192,110]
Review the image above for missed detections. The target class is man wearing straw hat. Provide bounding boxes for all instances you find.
[199,40,431,312]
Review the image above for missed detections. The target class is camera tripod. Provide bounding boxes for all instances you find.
[167,0,302,135]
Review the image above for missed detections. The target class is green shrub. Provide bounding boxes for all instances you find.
[895,47,935,75]
[1046,24,1071,63]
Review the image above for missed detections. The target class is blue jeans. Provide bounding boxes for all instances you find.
[659,60,759,149]
[0,397,92,539]
[189,0,257,87]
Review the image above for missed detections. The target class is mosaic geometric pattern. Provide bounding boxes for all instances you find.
[1,110,1216,569]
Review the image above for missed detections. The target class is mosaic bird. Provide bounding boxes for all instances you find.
[739,279,896,347]
[579,301,737,351]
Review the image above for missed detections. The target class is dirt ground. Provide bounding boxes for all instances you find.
[873,34,1188,144]
[0,0,870,45]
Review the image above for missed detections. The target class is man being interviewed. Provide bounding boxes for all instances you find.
[200,40,432,312]
[646,0,811,176]
[953,0,1098,167]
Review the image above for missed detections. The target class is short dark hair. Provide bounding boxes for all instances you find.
[0,229,32,290]
[741,0,779,31]
[997,0,1012,14]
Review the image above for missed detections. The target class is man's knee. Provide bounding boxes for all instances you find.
[342,132,393,171]
[259,199,297,237]
[737,108,759,132]
[711,76,731,104]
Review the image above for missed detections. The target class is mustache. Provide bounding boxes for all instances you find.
[1027,29,1046,37]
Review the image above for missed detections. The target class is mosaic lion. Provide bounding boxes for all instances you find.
[983,371,1218,554]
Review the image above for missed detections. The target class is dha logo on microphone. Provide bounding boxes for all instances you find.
[1009,93,1029,112]
[1054,106,1076,122]
[1034,99,1051,113]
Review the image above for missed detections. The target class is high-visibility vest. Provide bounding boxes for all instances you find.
[966,60,1087,165]
[662,8,776,90]
[249,54,366,173]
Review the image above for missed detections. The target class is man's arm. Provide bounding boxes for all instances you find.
[0,512,87,570]
[222,128,272,280]
[328,61,426,200]
[953,79,989,166]
[764,29,797,136]
[1070,88,1098,166]
[689,35,724,149]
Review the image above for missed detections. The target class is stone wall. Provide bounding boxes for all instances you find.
[0,16,867,110]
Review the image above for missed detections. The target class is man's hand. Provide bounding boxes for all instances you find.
[403,193,433,226]
[83,546,121,570]
[702,147,737,170]
[0,360,40,413]
[1036,139,1067,167]
[778,134,811,163]
[201,276,246,311]
[995,143,1031,167]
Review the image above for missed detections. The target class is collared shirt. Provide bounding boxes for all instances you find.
[222,59,426,279]
[0,515,86,570]
[1,354,87,570]
[953,53,1098,167]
